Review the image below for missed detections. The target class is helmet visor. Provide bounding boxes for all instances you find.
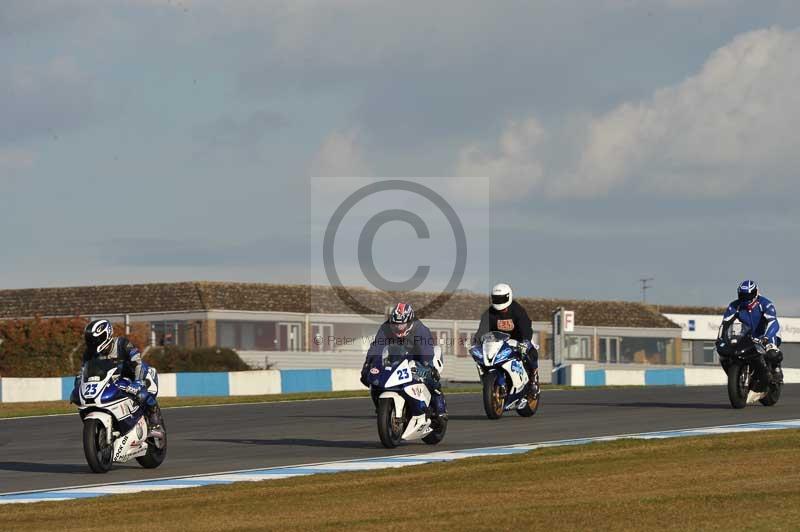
[390,322,411,337]
[738,290,757,304]
[491,293,510,306]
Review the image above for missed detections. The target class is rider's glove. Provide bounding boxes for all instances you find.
[125,381,149,403]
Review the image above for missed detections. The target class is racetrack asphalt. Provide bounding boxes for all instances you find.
[1,384,797,494]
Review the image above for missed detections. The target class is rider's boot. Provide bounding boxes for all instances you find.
[146,400,165,439]
[773,364,784,384]
[522,354,540,398]
[370,387,381,413]
[431,391,447,418]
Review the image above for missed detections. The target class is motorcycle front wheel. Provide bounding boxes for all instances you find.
[378,398,404,449]
[482,372,505,420]
[727,362,748,409]
[83,419,113,473]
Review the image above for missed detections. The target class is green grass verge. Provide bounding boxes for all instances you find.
[2,429,799,531]
[0,383,599,419]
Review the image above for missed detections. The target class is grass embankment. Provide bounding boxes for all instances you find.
[2,430,799,531]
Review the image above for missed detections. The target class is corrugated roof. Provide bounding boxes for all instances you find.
[0,281,680,329]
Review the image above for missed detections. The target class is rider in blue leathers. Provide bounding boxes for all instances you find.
[71,319,163,436]
[360,302,445,416]
[719,280,783,383]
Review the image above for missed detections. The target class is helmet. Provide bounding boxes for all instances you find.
[389,302,415,337]
[737,280,758,304]
[491,283,513,311]
[85,319,114,356]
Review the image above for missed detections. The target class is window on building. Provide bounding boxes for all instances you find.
[599,337,620,363]
[456,330,476,358]
[565,335,592,360]
[152,321,184,347]
[619,337,677,365]
[692,341,717,365]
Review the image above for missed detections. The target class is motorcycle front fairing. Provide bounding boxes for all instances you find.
[77,360,149,462]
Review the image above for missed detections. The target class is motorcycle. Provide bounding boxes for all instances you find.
[367,345,447,449]
[716,320,782,409]
[471,331,539,419]
[75,358,167,473]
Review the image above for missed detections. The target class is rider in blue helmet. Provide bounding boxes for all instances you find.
[719,280,783,383]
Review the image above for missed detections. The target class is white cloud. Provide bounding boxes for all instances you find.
[455,118,547,202]
[309,128,371,177]
[457,26,800,199]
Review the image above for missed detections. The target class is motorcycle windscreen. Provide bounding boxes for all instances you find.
[481,331,509,361]
[724,319,751,343]
[83,358,119,379]
[382,345,410,366]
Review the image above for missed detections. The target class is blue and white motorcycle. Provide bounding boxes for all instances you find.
[367,345,447,448]
[471,332,540,419]
[75,358,167,473]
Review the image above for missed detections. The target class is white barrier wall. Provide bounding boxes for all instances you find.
[331,369,363,391]
[1,377,63,402]
[228,370,282,396]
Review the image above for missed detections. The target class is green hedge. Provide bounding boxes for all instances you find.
[143,346,250,373]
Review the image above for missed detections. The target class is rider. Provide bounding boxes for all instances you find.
[474,283,540,396]
[360,302,446,416]
[719,280,783,383]
[72,319,163,436]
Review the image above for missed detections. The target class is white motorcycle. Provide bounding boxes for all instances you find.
[366,345,448,448]
[75,358,167,473]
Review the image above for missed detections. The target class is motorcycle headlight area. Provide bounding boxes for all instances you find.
[494,347,513,363]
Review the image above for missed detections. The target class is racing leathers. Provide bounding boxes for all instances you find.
[719,295,783,383]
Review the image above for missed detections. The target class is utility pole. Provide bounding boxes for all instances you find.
[639,277,654,303]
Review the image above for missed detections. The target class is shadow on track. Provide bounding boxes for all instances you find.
[195,438,381,449]
[0,462,91,474]
[561,401,731,410]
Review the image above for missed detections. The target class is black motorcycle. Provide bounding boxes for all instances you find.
[716,321,782,409]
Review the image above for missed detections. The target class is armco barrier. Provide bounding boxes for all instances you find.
[554,364,800,387]
[0,369,365,403]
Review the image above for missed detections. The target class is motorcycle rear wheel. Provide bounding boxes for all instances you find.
[727,362,748,409]
[83,419,113,473]
[378,399,404,449]
[482,372,505,420]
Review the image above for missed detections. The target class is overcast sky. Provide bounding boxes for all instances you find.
[1,1,799,314]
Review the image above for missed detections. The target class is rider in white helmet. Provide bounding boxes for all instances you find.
[474,283,540,396]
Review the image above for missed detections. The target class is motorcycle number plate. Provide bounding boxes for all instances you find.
[82,382,100,399]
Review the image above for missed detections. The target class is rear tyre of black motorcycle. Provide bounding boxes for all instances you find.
[727,362,748,409]
[378,398,403,449]
[137,416,167,469]
[482,372,504,420]
[423,415,447,445]
[759,383,782,406]
[83,419,113,473]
